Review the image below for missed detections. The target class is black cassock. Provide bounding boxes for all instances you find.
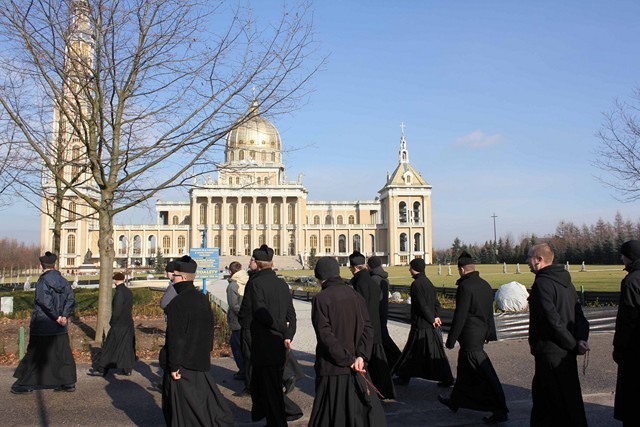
[370,266,402,368]
[99,283,136,371]
[394,273,453,383]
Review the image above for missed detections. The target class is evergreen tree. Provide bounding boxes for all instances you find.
[308,247,318,269]
[154,252,167,274]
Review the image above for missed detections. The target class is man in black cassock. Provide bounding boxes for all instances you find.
[394,258,454,387]
[247,245,302,426]
[438,252,508,424]
[11,251,76,394]
[309,257,386,427]
[613,240,640,426]
[162,256,235,427]
[528,243,589,427]
[88,272,136,377]
[349,251,395,399]
[368,256,401,368]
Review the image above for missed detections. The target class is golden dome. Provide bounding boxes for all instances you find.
[225,101,281,165]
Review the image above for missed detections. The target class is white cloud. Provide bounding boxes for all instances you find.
[455,130,504,148]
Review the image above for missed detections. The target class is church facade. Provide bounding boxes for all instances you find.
[41,102,433,272]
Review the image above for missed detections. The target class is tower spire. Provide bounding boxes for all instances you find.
[399,122,409,164]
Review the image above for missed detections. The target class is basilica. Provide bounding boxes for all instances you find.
[41,101,433,272]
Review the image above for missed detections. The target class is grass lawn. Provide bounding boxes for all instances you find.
[279,264,627,292]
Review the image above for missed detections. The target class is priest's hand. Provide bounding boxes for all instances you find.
[56,316,67,326]
[577,340,589,355]
[433,317,442,328]
[350,356,366,373]
[171,370,181,381]
[284,339,292,350]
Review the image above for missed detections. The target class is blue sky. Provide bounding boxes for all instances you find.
[3,1,640,249]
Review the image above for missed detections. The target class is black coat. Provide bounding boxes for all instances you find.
[613,259,640,422]
[409,273,440,330]
[164,281,214,372]
[110,284,133,328]
[369,266,390,328]
[248,268,296,367]
[311,277,373,377]
[446,271,497,351]
[30,269,75,336]
[351,269,382,344]
[528,265,589,358]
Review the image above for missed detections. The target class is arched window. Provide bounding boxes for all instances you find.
[259,204,266,224]
[310,235,318,249]
[399,233,408,252]
[336,215,343,225]
[261,152,266,161]
[177,236,186,254]
[348,215,355,225]
[353,234,361,252]
[214,204,221,224]
[271,152,276,162]
[228,177,233,185]
[148,235,157,256]
[118,235,127,255]
[273,203,281,224]
[213,235,220,249]
[229,151,234,162]
[414,233,422,251]
[399,202,407,223]
[370,235,375,253]
[69,201,77,221]
[324,235,332,253]
[288,203,295,225]
[313,215,320,225]
[229,235,236,256]
[413,201,421,223]
[133,235,141,255]
[244,235,251,255]
[67,234,76,254]
[239,150,245,161]
[236,177,240,184]
[325,215,332,225]
[250,150,256,160]
[162,236,170,254]
[257,177,262,185]
[273,235,280,255]
[229,204,236,224]
[288,232,295,255]
[199,203,207,225]
[338,234,346,253]
[244,204,251,224]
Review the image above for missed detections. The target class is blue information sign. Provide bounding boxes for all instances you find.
[189,248,220,280]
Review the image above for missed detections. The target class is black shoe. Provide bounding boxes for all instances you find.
[483,412,508,424]
[120,369,132,376]
[10,385,33,395]
[233,388,250,397]
[283,376,296,395]
[54,384,76,392]
[393,376,410,386]
[286,413,303,422]
[437,394,458,413]
[87,368,106,377]
[437,379,454,387]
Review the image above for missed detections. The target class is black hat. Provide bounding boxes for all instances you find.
[39,251,57,265]
[252,244,274,262]
[367,256,382,269]
[113,272,125,281]
[175,255,197,274]
[621,240,640,262]
[410,258,425,273]
[314,257,340,281]
[349,251,366,267]
[165,261,176,273]
[457,251,474,268]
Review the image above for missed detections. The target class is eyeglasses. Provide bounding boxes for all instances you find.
[172,274,183,278]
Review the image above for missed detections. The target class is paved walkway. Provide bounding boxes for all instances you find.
[1,279,619,426]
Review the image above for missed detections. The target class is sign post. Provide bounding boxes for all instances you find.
[189,247,219,294]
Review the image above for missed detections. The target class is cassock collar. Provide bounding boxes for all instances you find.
[173,281,195,294]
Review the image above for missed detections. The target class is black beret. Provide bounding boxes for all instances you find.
[367,256,382,269]
[112,272,125,281]
[39,251,57,265]
[457,251,474,268]
[165,260,176,273]
[621,240,640,262]
[253,244,274,262]
[175,255,197,274]
[349,251,366,267]
[410,258,425,273]
[314,257,340,281]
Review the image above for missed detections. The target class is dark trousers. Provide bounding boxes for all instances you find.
[241,328,252,390]
[531,354,587,427]
[230,329,244,375]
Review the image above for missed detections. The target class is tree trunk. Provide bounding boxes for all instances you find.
[95,203,115,344]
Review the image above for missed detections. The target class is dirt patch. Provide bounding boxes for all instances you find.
[0,315,231,366]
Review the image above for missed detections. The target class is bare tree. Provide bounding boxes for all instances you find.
[595,88,640,201]
[0,0,321,342]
